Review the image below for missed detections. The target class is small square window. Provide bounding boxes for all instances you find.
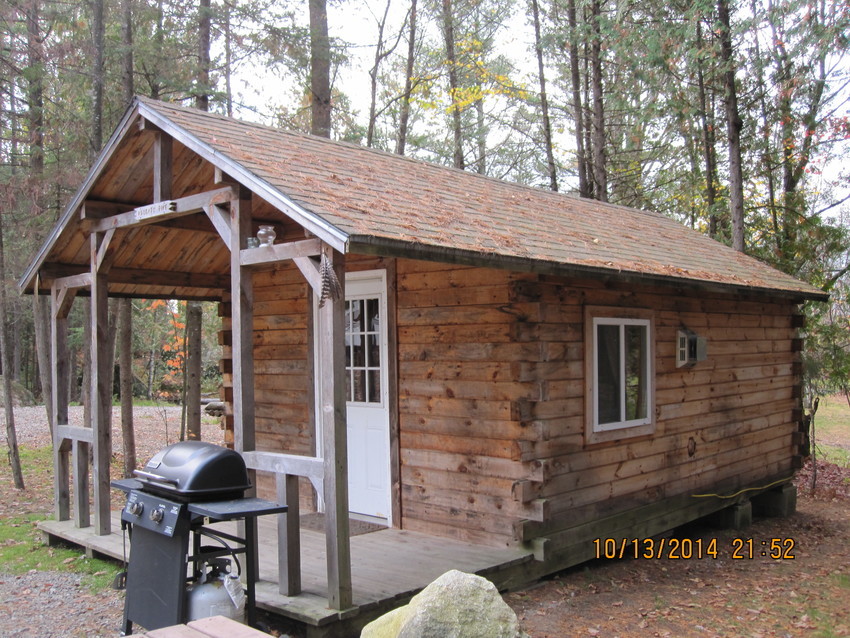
[585,307,655,444]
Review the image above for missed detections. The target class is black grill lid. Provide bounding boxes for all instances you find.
[134,441,251,501]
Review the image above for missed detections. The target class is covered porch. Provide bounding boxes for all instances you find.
[18,97,510,635]
[39,509,534,636]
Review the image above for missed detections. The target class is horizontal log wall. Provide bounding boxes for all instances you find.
[512,275,802,543]
[395,259,802,549]
[396,260,546,546]
[220,255,392,506]
[220,253,801,550]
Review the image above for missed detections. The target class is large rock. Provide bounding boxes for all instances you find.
[361,570,526,638]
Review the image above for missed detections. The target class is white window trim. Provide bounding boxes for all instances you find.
[584,306,656,445]
[592,317,652,432]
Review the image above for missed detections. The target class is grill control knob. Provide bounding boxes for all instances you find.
[126,501,144,517]
[149,507,165,524]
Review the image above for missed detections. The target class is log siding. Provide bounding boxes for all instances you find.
[395,261,801,549]
[220,255,801,551]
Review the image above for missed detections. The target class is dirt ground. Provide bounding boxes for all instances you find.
[506,459,850,637]
[1,407,848,637]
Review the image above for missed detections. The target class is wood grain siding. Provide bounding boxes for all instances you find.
[219,253,800,550]
[249,265,311,504]
[396,261,801,549]
[220,255,394,506]
[513,276,800,544]
[397,260,546,547]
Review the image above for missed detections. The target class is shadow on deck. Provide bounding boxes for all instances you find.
[39,511,535,637]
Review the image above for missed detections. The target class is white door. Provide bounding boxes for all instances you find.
[316,270,391,522]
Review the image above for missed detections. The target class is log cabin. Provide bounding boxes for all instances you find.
[20,97,825,636]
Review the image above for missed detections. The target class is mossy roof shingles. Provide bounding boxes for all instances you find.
[143,98,823,300]
[21,97,824,301]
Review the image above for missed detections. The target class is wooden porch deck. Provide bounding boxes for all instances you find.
[39,511,535,636]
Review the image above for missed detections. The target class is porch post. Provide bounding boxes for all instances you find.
[316,246,352,609]
[90,233,112,535]
[229,186,254,456]
[229,187,259,577]
[50,286,72,522]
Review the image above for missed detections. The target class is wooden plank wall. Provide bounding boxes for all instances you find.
[396,260,548,546]
[395,259,801,549]
[219,254,392,506]
[512,275,801,544]
[220,253,801,551]
[219,263,311,503]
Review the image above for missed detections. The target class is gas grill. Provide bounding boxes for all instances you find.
[112,441,286,635]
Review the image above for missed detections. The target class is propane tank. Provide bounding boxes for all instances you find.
[186,558,246,622]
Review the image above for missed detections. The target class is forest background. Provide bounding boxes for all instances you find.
[0,0,849,480]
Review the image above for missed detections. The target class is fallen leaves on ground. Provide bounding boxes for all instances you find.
[507,459,850,637]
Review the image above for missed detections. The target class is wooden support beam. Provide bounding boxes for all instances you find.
[43,265,228,292]
[50,287,71,522]
[242,450,323,491]
[53,272,92,293]
[95,229,118,274]
[72,440,90,528]
[110,267,229,291]
[316,246,352,610]
[81,199,134,219]
[229,186,259,582]
[277,473,301,596]
[230,188,254,456]
[214,167,237,185]
[205,203,232,247]
[90,233,112,536]
[240,238,323,268]
[90,186,235,231]
[57,425,94,444]
[153,130,173,203]
[54,287,78,321]
[292,256,322,293]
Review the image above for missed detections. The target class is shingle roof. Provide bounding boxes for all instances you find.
[19,97,827,301]
[139,98,824,300]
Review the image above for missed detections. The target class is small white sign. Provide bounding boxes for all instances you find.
[134,200,176,221]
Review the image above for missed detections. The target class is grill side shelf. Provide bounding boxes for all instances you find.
[187,497,287,520]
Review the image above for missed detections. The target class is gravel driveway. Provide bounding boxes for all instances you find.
[4,404,224,459]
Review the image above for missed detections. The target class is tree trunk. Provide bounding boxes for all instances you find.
[184,1,211,439]
[147,346,155,399]
[589,0,607,202]
[91,0,105,157]
[531,0,557,191]
[118,299,135,476]
[151,0,165,99]
[121,0,134,105]
[717,0,745,252]
[442,0,464,169]
[118,0,135,477]
[12,321,20,381]
[395,0,417,156]
[224,3,233,116]
[196,0,211,111]
[33,294,53,436]
[186,302,202,440]
[367,0,393,148]
[475,98,485,174]
[26,1,44,179]
[567,0,589,197]
[0,208,24,489]
[696,19,719,238]
[309,0,332,137]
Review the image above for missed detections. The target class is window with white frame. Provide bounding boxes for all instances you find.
[585,308,655,443]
